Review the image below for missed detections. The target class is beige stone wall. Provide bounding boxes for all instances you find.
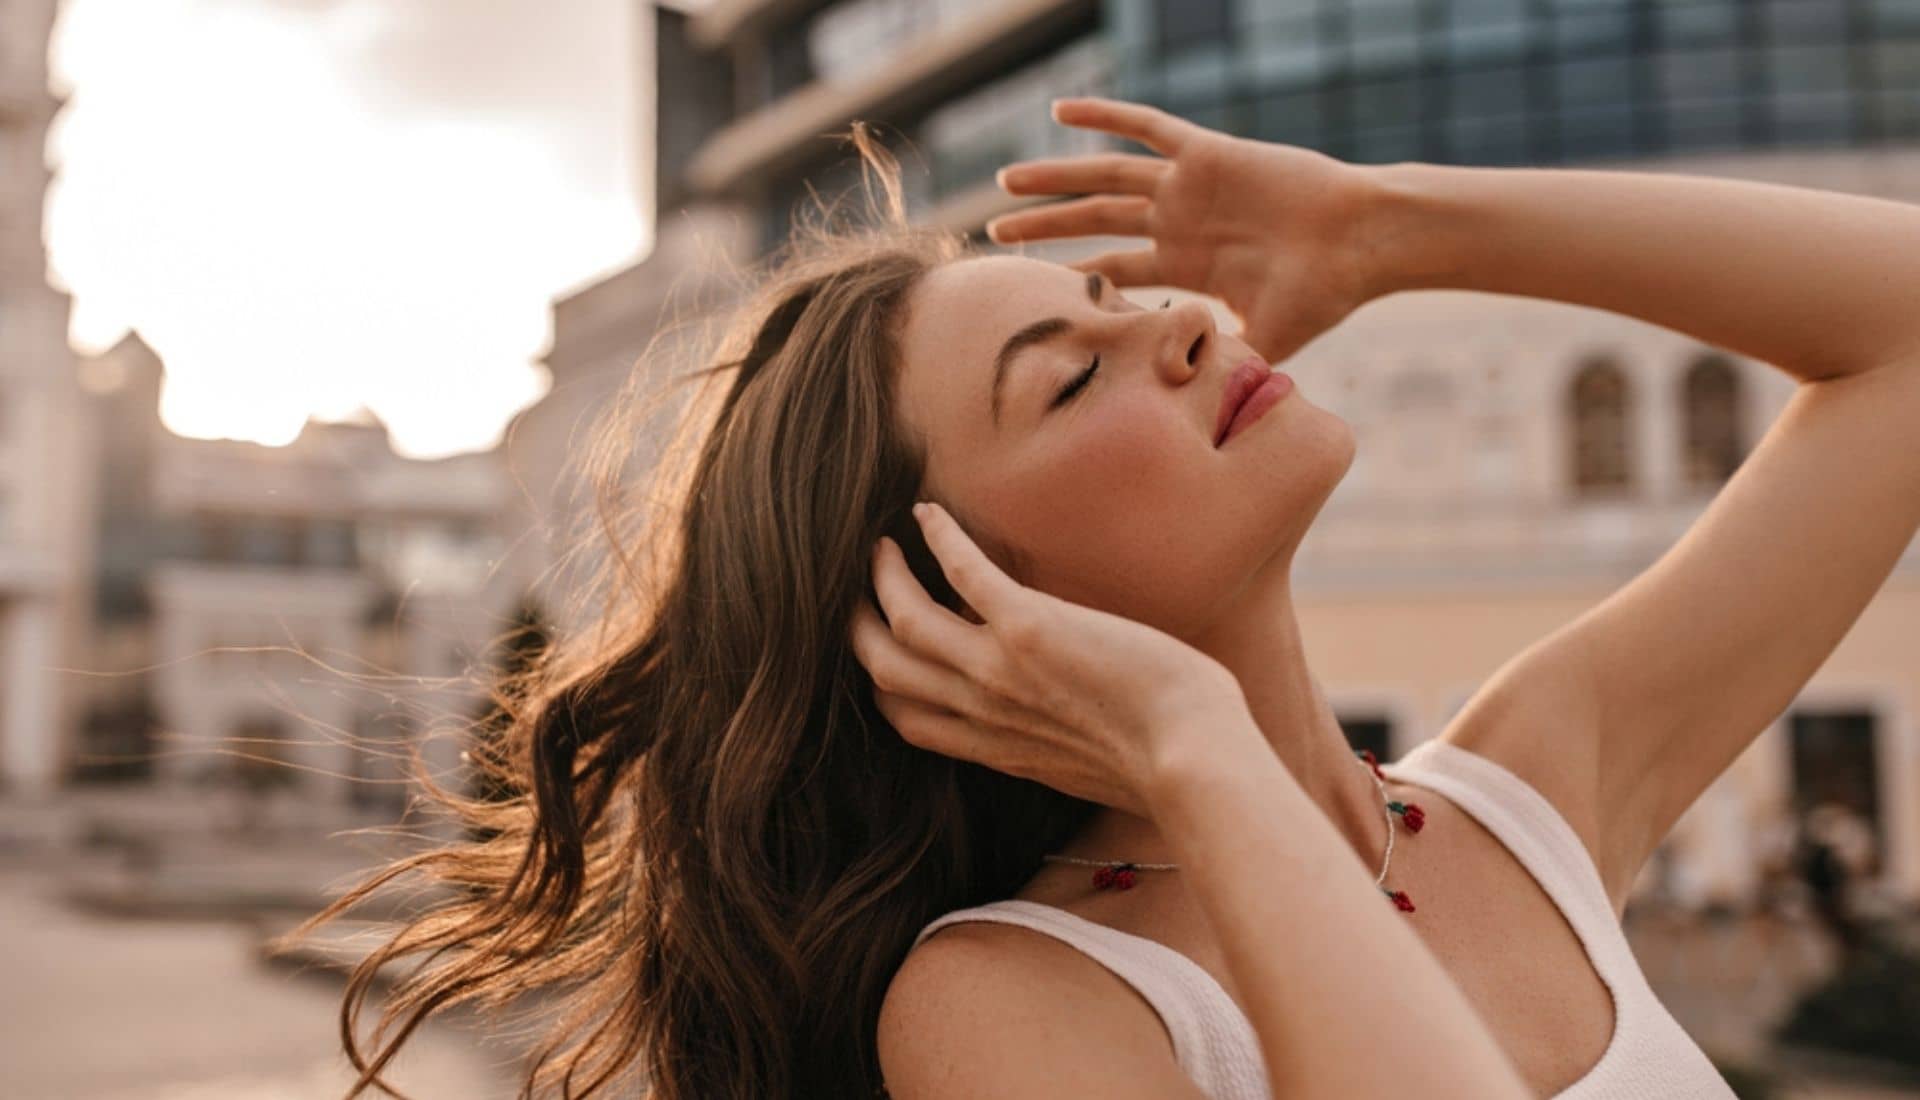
[1271,146,1920,908]
[0,0,86,798]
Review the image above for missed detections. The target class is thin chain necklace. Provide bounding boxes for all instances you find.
[1040,748,1427,911]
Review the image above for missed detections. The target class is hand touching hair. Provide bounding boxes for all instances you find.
[268,124,1102,1100]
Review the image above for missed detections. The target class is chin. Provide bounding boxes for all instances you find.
[1331,414,1359,481]
[1279,406,1356,532]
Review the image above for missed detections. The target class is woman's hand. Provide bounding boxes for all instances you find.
[986,96,1392,365]
[848,501,1252,817]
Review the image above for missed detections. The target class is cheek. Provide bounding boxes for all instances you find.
[995,399,1221,601]
[1035,396,1199,504]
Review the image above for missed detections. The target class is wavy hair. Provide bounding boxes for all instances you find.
[275,125,1101,1099]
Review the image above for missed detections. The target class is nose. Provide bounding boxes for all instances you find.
[1160,299,1216,382]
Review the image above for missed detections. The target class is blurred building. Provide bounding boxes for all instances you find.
[62,333,518,815]
[518,0,1920,909]
[0,0,88,800]
[514,0,1116,638]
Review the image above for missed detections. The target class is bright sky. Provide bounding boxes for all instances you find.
[44,0,652,460]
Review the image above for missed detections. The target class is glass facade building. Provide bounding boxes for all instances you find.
[729,0,1920,251]
[1110,0,1920,166]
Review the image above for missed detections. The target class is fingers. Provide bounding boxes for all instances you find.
[849,597,986,724]
[1050,96,1194,157]
[868,535,990,676]
[986,195,1152,245]
[909,502,1025,630]
[1068,248,1162,288]
[996,153,1167,198]
[870,688,980,760]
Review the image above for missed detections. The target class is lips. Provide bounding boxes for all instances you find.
[1214,357,1272,447]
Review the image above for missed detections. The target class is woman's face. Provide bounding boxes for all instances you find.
[896,255,1355,640]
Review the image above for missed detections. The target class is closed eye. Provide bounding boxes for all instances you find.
[1048,298,1173,410]
[1052,355,1098,407]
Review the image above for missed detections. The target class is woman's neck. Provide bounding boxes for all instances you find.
[1054,575,1388,875]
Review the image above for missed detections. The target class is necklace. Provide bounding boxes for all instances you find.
[1040,748,1427,911]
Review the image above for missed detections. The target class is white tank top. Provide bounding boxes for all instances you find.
[909,739,1738,1099]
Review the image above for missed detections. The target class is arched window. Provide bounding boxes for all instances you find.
[1681,352,1746,486]
[1567,355,1633,494]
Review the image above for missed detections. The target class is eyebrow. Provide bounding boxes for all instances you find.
[990,270,1105,431]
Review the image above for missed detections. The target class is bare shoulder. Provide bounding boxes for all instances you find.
[1434,625,1625,905]
[878,919,1209,1099]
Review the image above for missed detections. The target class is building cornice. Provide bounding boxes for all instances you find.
[685,0,1096,196]
[688,0,821,48]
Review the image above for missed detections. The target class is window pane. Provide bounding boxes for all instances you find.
[1248,12,1323,85]
[1656,0,1740,46]
[1766,0,1848,41]
[1450,64,1530,116]
[1448,66,1532,163]
[1771,92,1856,142]
[922,37,1113,198]
[1569,357,1633,491]
[1878,88,1920,136]
[1665,98,1746,149]
[1351,74,1424,128]
[1557,54,1635,109]
[1876,0,1920,31]
[1555,4,1634,56]
[1682,354,1746,484]
[1349,0,1422,76]
[1446,0,1532,65]
[1447,112,1532,163]
[1873,39,1920,86]
[1768,45,1852,96]
[1254,88,1326,146]
[1186,100,1236,131]
[1559,104,1639,158]
[1159,0,1233,53]
[1658,47,1742,100]
[1352,123,1424,162]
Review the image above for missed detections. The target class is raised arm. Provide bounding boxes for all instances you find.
[992,97,1920,910]
[1368,161,1920,382]
[1362,161,1920,905]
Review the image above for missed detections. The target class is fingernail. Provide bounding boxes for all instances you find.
[912,501,929,519]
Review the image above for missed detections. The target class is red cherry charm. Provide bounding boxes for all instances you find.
[1113,869,1138,891]
[1092,866,1116,889]
[1402,803,1426,833]
[1358,749,1385,779]
[1389,890,1416,913]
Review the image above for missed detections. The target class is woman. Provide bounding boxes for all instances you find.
[870,95,1920,1099]
[288,100,1920,1099]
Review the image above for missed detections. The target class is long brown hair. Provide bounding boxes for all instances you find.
[276,125,1100,1099]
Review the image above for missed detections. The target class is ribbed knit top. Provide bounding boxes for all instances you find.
[908,739,1737,1098]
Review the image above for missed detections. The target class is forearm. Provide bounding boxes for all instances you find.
[1146,722,1529,1099]
[1362,160,1920,383]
